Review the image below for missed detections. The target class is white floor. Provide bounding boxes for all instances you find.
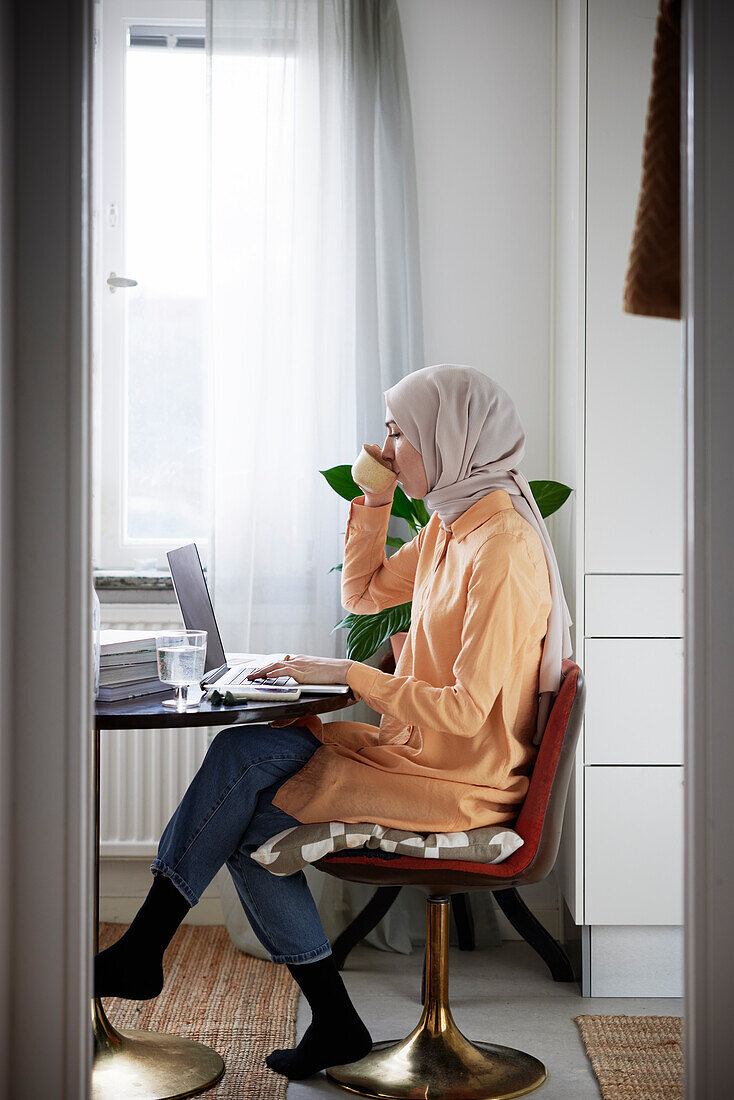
[286,942,683,1099]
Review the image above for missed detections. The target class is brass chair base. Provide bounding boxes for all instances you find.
[92,999,224,1100]
[326,896,546,1100]
[326,1029,546,1100]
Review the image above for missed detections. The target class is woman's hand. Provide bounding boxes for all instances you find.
[363,484,397,508]
[247,654,353,685]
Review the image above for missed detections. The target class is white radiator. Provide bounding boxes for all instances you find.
[99,604,221,857]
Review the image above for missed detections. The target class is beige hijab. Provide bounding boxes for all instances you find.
[384,364,573,743]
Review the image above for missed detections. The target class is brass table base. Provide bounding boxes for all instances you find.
[326,897,546,1100]
[92,999,225,1100]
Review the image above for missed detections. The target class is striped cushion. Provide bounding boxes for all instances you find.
[251,821,523,877]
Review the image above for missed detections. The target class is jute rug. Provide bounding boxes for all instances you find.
[99,922,300,1098]
[574,1015,683,1099]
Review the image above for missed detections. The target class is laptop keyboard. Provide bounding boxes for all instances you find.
[229,665,291,687]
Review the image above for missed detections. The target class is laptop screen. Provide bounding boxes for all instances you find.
[167,544,227,673]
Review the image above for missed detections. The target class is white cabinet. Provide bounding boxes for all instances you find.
[584,575,683,638]
[584,767,684,924]
[554,0,684,996]
[584,0,684,576]
[584,639,683,765]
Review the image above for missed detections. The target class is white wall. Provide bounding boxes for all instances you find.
[397,0,553,479]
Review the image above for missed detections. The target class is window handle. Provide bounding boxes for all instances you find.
[106,272,138,293]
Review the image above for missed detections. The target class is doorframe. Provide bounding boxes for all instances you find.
[2,0,94,1094]
[683,0,734,1094]
[2,0,734,1094]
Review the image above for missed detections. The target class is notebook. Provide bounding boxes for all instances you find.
[167,543,351,695]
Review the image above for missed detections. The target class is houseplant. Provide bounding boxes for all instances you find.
[321,463,572,663]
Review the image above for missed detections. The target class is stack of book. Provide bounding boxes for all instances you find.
[98,630,168,702]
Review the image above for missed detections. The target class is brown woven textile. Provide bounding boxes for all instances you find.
[623,0,682,319]
[99,922,300,1098]
[575,1014,683,1099]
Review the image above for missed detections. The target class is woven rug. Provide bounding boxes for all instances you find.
[574,1015,683,1099]
[99,922,300,1098]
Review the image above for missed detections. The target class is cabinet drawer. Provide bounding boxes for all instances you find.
[584,766,683,925]
[584,638,683,764]
[585,574,683,637]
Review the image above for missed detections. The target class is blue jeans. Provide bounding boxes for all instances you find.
[151,723,332,965]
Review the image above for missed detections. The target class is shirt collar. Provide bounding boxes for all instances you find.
[438,489,515,542]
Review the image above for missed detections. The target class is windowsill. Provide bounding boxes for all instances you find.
[94,569,173,592]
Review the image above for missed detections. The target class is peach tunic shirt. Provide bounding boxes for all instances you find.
[272,489,552,831]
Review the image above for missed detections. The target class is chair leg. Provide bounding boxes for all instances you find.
[492,887,575,982]
[450,892,475,950]
[330,885,402,970]
[326,896,546,1098]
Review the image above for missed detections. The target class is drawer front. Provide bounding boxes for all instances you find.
[584,765,683,925]
[584,638,684,764]
[585,574,683,637]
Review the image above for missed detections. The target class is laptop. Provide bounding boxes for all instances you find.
[167,543,350,694]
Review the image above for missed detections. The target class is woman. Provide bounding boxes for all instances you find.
[94,364,572,1081]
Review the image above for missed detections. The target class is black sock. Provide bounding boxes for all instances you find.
[265,954,372,1079]
[94,873,191,1000]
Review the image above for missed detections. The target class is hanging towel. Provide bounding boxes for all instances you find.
[623,0,682,320]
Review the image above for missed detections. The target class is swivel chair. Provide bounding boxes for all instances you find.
[315,659,586,1100]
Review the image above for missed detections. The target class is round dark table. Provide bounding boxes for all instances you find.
[92,686,355,1100]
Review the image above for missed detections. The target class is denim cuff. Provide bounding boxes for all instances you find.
[150,859,199,907]
[269,942,333,965]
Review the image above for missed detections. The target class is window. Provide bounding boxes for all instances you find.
[94,0,209,569]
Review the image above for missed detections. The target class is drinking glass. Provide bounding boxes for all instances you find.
[155,630,207,711]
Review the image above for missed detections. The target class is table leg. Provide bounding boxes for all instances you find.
[91,726,225,1100]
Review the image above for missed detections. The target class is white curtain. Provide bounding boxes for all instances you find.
[208,0,422,667]
[207,0,500,955]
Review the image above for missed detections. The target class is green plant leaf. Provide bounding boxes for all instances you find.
[347,603,413,662]
[528,479,572,519]
[329,563,343,573]
[390,485,419,527]
[332,602,412,662]
[320,465,362,502]
[411,498,431,527]
[385,536,406,549]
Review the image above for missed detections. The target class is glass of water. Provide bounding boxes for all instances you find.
[155,630,207,711]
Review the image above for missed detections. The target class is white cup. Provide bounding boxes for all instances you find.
[351,444,398,494]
